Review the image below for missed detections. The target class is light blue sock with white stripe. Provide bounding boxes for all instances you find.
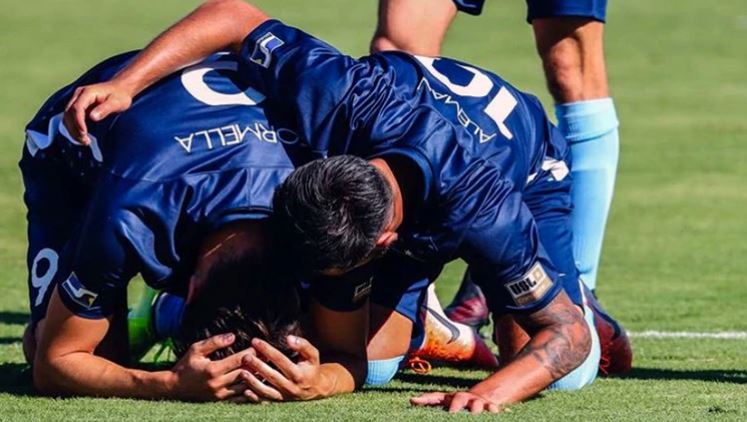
[556,98,619,291]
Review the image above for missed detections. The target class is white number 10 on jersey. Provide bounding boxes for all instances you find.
[415,56,517,141]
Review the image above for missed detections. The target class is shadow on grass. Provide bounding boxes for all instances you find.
[0,311,29,325]
[0,337,22,345]
[620,367,747,384]
[0,362,35,396]
[393,372,479,389]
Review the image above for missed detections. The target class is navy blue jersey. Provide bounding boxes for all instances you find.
[238,21,573,315]
[24,52,302,319]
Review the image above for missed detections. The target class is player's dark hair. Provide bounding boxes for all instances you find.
[174,256,302,361]
[271,155,393,275]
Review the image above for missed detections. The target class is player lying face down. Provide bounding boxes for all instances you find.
[20,51,317,402]
[61,0,631,413]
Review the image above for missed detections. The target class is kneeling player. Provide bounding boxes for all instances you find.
[21,51,309,401]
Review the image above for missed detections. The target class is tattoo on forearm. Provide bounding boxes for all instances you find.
[515,293,592,379]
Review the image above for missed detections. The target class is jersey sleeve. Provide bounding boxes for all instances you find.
[454,178,562,316]
[57,179,171,319]
[238,20,385,155]
[58,201,140,319]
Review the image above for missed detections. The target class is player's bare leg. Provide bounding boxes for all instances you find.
[533,18,619,293]
[365,303,413,385]
[370,0,457,55]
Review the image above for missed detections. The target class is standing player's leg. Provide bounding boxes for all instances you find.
[370,0,459,55]
[528,0,619,291]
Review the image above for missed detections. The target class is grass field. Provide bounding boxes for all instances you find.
[1,0,746,420]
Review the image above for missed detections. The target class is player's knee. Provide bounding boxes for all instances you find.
[365,355,405,386]
[548,306,600,391]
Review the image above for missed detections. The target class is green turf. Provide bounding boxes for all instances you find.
[1,0,746,420]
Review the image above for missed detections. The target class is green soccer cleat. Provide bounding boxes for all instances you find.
[128,286,159,361]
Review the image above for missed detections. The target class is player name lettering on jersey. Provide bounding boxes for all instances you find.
[417,78,497,144]
[174,122,299,153]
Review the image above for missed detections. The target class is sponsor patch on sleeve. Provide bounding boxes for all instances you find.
[505,263,553,306]
[60,272,101,311]
[249,32,284,68]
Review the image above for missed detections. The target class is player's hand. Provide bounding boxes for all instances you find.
[240,335,332,402]
[170,333,254,402]
[410,391,504,414]
[63,80,135,145]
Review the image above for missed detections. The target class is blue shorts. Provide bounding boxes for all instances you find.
[454,0,608,23]
[19,136,99,325]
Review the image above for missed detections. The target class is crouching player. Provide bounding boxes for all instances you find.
[60,0,632,413]
[20,51,320,401]
[23,48,490,402]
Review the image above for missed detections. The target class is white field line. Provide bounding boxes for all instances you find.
[628,330,747,340]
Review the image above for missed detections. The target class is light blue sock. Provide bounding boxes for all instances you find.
[547,303,600,391]
[555,98,619,290]
[365,355,405,386]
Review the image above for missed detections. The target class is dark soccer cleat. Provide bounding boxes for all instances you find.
[583,285,633,376]
[443,270,490,330]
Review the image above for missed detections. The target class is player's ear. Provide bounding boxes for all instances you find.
[376,230,398,248]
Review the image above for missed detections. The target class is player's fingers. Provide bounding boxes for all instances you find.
[242,387,265,404]
[242,353,297,395]
[89,95,127,122]
[448,393,470,413]
[214,368,251,389]
[468,398,487,415]
[286,335,319,365]
[486,402,501,413]
[410,392,447,406]
[213,348,254,374]
[65,87,84,112]
[240,370,284,401]
[72,93,99,144]
[190,333,235,356]
[250,338,303,382]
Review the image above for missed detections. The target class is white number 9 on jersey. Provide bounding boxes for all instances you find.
[415,56,517,140]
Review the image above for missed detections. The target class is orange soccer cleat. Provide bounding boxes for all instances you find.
[407,285,498,372]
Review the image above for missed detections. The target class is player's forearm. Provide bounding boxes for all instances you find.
[314,363,354,398]
[34,351,177,399]
[114,0,268,97]
[471,314,591,405]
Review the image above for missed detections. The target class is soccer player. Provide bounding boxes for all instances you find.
[371,0,620,299]
[21,51,319,401]
[25,48,492,403]
[61,0,632,413]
